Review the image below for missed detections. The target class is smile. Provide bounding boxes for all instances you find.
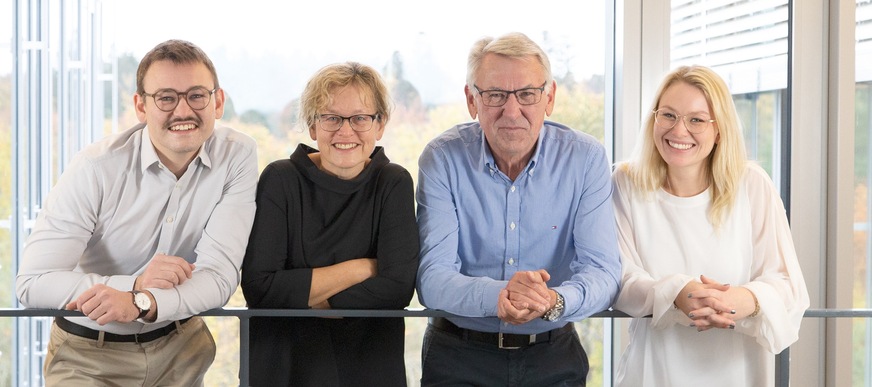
[334,143,358,150]
[667,140,693,150]
[169,124,196,131]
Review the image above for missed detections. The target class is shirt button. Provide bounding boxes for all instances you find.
[508,258,515,265]
[511,186,516,193]
[510,222,516,230]
[166,216,174,223]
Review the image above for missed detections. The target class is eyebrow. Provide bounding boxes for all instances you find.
[658,106,712,116]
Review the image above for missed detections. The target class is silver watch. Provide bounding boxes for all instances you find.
[542,291,565,321]
[131,291,151,319]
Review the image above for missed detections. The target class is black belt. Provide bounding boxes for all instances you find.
[430,317,573,350]
[55,316,192,343]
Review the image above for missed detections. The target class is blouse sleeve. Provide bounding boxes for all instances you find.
[328,166,420,309]
[241,162,314,309]
[611,167,695,326]
[737,164,810,353]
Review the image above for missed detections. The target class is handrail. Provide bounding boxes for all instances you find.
[1,308,868,386]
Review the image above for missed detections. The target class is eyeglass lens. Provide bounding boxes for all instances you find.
[317,114,376,132]
[654,110,712,133]
[150,86,213,112]
[476,83,546,107]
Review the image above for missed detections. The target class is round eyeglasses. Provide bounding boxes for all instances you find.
[473,82,547,107]
[316,114,380,132]
[142,86,217,112]
[653,109,716,134]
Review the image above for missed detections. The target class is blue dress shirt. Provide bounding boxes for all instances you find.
[416,120,621,335]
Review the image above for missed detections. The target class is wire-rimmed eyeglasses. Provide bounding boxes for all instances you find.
[473,82,547,107]
[652,109,716,134]
[142,86,217,112]
[316,114,380,132]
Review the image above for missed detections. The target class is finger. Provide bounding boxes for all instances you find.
[65,301,79,311]
[509,299,530,310]
[537,269,551,282]
[180,261,194,279]
[709,299,736,315]
[707,313,736,327]
[143,275,179,290]
[497,289,513,320]
[503,308,536,325]
[507,291,547,310]
[687,307,713,320]
[505,284,550,307]
[687,288,719,300]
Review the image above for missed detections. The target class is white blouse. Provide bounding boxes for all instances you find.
[612,163,809,387]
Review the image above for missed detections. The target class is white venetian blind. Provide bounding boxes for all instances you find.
[670,0,788,94]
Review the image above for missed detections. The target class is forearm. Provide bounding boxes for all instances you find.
[418,267,505,317]
[309,259,375,307]
[149,266,239,322]
[17,271,136,309]
[329,260,418,309]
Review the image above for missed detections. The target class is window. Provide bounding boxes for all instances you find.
[670,0,788,184]
[854,1,872,383]
[5,1,609,385]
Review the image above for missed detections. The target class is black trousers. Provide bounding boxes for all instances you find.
[420,322,589,387]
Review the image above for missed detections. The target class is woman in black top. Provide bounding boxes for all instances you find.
[241,62,419,387]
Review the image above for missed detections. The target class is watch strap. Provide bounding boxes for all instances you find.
[542,291,565,321]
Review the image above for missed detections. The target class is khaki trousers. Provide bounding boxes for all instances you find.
[44,316,216,387]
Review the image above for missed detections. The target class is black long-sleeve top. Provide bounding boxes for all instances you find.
[241,144,419,387]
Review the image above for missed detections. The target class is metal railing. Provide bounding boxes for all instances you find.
[1,308,869,386]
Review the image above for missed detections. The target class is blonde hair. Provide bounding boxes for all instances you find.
[299,62,392,130]
[619,65,747,228]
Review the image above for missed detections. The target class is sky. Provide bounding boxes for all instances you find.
[2,0,607,113]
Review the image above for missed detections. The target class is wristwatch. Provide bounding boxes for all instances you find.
[542,291,565,321]
[131,291,152,319]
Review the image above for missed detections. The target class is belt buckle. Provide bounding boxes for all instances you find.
[498,333,536,349]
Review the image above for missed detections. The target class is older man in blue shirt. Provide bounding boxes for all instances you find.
[416,32,621,386]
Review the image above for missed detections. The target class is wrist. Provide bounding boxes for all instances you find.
[747,290,760,318]
[542,290,565,321]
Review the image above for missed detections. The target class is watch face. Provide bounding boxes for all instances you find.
[134,292,151,310]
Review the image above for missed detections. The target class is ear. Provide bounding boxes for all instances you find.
[213,88,226,119]
[134,93,147,123]
[464,85,478,119]
[309,125,317,141]
[544,80,557,117]
[374,120,386,141]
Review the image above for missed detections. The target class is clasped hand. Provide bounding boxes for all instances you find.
[66,253,193,325]
[674,275,738,331]
[497,270,556,325]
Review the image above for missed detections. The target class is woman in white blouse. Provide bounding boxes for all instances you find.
[612,65,809,387]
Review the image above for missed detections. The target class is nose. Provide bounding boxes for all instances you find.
[501,93,523,118]
[173,96,195,116]
[673,116,693,134]
[336,118,356,134]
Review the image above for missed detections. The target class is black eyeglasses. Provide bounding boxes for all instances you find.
[142,86,217,112]
[473,82,547,107]
[316,114,380,132]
